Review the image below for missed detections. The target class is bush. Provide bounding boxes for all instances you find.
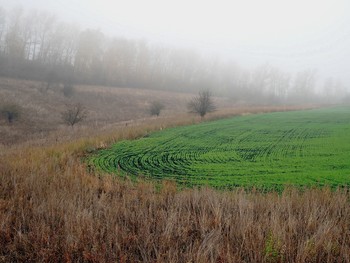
[149,101,164,116]
[188,90,216,118]
[62,103,87,127]
[1,103,21,124]
[63,84,75,98]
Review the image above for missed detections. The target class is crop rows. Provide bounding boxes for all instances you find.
[89,107,350,190]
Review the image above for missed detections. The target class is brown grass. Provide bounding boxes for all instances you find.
[1,104,349,262]
[0,77,234,145]
[1,152,349,262]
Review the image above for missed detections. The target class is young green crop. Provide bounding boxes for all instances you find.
[89,107,350,190]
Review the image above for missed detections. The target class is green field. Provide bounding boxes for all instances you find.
[89,107,350,190]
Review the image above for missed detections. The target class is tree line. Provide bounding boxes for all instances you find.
[0,7,347,104]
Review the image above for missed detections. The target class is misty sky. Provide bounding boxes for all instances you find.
[1,0,350,89]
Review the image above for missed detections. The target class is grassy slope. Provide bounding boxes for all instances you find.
[90,106,350,190]
[0,77,233,145]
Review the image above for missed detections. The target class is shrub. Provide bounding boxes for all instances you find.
[188,90,216,118]
[149,101,164,116]
[63,84,75,98]
[62,103,87,127]
[1,103,21,124]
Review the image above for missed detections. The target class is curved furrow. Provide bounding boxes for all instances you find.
[88,107,350,189]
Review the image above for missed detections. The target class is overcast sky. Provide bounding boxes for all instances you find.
[1,0,350,88]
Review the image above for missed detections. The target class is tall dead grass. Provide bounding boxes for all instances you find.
[1,106,349,262]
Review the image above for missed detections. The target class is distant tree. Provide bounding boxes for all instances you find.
[0,8,6,52]
[188,90,216,118]
[5,8,25,60]
[292,69,316,101]
[149,101,164,116]
[62,103,87,127]
[1,103,21,124]
[62,83,74,98]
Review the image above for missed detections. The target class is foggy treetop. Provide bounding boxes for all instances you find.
[0,6,348,104]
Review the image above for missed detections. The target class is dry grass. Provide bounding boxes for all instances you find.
[0,77,234,145]
[1,105,349,262]
[1,150,349,262]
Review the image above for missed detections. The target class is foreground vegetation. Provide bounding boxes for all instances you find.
[1,106,349,262]
[90,107,350,191]
[1,151,349,262]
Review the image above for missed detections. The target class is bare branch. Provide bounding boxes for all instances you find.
[187,90,216,118]
[61,103,87,127]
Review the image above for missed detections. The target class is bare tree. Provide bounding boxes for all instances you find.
[62,103,87,127]
[0,7,330,105]
[74,29,104,78]
[188,90,216,118]
[149,101,164,116]
[1,103,21,124]
[36,13,57,63]
[5,8,25,60]
[0,7,6,53]
[292,69,316,101]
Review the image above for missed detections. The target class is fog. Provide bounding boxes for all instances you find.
[1,0,349,103]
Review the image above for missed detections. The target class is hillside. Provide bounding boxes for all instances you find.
[0,77,235,145]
